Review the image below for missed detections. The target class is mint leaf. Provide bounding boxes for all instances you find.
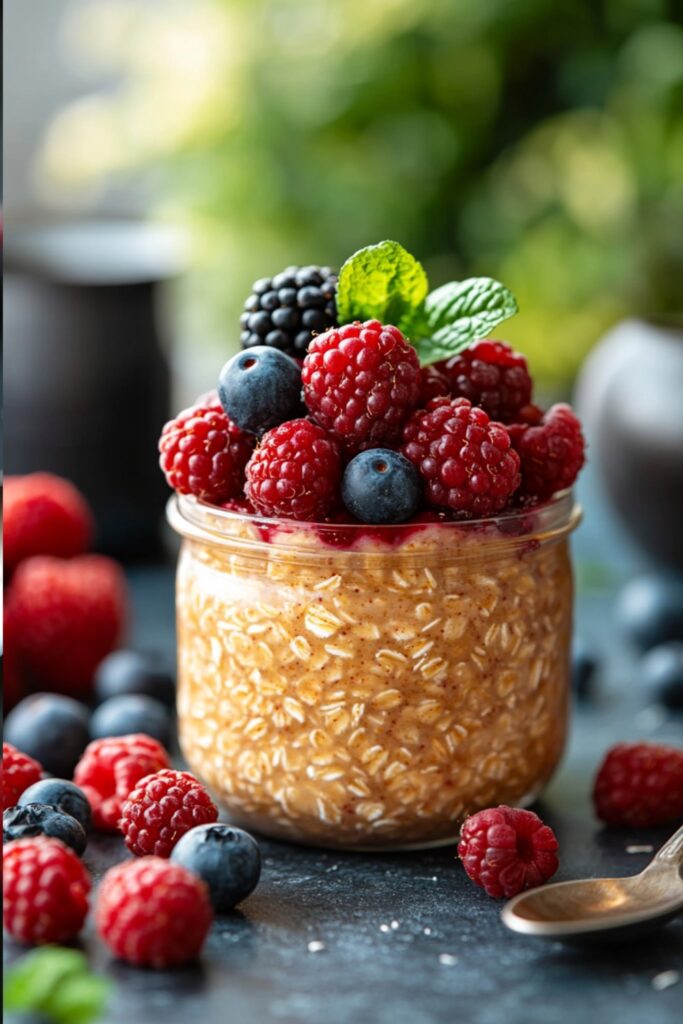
[4,948,110,1024]
[413,277,518,364]
[336,240,428,331]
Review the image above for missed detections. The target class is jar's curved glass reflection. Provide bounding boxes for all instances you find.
[168,493,580,850]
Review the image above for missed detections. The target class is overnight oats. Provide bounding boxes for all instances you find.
[159,240,587,849]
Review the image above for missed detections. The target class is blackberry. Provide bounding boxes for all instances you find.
[240,265,338,358]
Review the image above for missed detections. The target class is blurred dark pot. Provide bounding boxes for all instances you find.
[576,317,683,569]
[4,221,182,558]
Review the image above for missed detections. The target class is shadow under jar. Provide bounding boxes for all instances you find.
[168,492,581,850]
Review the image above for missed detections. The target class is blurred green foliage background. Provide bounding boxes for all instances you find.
[39,0,683,386]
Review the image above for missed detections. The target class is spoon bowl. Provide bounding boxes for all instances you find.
[502,825,683,942]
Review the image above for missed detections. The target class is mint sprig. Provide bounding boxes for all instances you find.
[4,947,110,1024]
[413,277,518,364]
[335,240,518,365]
[336,240,428,333]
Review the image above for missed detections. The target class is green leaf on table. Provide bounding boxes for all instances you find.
[3,947,110,1024]
[413,277,518,364]
[336,240,429,332]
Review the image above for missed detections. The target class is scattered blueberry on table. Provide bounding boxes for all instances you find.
[94,649,176,708]
[3,803,87,856]
[4,694,91,777]
[616,574,683,650]
[90,693,173,747]
[171,823,262,913]
[18,778,92,831]
[571,638,599,700]
[640,641,683,710]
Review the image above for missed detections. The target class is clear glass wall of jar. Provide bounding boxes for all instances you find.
[168,492,581,850]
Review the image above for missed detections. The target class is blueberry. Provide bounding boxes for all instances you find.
[4,694,90,777]
[342,449,422,525]
[90,694,172,747]
[4,803,87,856]
[572,638,599,700]
[616,574,683,650]
[641,642,683,710]
[170,823,261,913]
[95,649,176,708]
[218,347,303,437]
[18,779,91,831]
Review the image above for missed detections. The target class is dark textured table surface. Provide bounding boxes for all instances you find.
[5,467,683,1023]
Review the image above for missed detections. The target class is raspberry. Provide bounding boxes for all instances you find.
[431,340,532,422]
[96,856,213,968]
[241,265,338,358]
[74,735,171,831]
[593,742,683,828]
[508,403,585,501]
[3,837,91,944]
[159,403,255,504]
[245,418,341,520]
[2,742,42,811]
[302,320,421,453]
[4,473,93,576]
[418,364,450,404]
[401,397,521,516]
[6,555,128,698]
[119,769,218,857]
[458,805,559,899]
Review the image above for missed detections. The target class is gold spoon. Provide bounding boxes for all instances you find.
[501,824,683,941]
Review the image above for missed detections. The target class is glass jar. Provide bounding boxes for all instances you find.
[168,492,581,850]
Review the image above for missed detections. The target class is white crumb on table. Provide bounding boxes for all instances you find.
[438,953,458,966]
[307,940,326,953]
[652,970,679,991]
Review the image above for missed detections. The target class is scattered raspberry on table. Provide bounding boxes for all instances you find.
[74,734,171,832]
[593,741,683,828]
[401,397,521,516]
[6,554,128,698]
[119,768,218,857]
[4,472,94,576]
[2,742,43,811]
[159,401,255,504]
[245,418,341,521]
[3,837,91,945]
[96,856,213,968]
[458,805,560,899]
[302,320,421,454]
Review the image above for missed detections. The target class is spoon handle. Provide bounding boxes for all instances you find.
[652,824,683,867]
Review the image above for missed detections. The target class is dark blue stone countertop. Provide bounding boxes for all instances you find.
[6,464,683,1023]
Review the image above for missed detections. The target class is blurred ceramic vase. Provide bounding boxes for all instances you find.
[4,221,182,558]
[576,317,683,569]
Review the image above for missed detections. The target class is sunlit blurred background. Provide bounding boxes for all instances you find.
[6,0,683,385]
[4,0,683,564]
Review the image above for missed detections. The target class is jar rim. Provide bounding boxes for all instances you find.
[167,490,582,562]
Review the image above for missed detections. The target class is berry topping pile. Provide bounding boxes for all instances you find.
[401,397,521,517]
[158,241,586,527]
[159,401,255,504]
[240,265,337,358]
